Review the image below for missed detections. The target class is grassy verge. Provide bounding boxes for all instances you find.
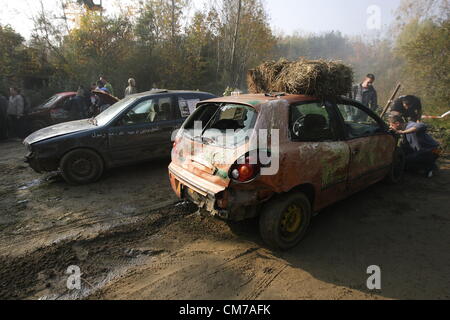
[424,119,450,153]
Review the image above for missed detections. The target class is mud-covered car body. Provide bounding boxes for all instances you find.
[25,90,118,133]
[169,94,398,223]
[24,90,216,182]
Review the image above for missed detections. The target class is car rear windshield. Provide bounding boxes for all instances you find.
[35,95,62,110]
[183,103,257,148]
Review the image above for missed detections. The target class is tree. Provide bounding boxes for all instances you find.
[396,18,450,114]
[395,0,449,23]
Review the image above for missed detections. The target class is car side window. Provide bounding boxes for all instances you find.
[337,104,382,139]
[290,102,336,142]
[177,95,200,119]
[120,98,157,125]
[155,97,174,122]
[119,96,174,126]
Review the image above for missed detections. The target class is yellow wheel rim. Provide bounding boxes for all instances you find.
[281,204,302,234]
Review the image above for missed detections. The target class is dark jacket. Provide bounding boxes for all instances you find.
[391,95,422,122]
[67,95,88,120]
[352,84,378,111]
[0,95,7,117]
[0,95,8,138]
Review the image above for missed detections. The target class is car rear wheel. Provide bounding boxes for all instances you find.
[259,192,312,250]
[60,149,104,185]
[385,147,405,184]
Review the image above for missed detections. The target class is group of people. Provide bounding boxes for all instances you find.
[91,76,138,98]
[351,74,441,178]
[0,76,140,140]
[0,87,28,139]
[69,76,138,119]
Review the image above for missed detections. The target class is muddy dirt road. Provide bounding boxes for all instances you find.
[0,139,449,300]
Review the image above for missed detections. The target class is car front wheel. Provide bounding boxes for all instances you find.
[385,147,405,184]
[259,192,312,250]
[60,149,104,185]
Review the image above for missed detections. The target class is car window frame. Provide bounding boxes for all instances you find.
[56,95,73,110]
[182,102,259,149]
[112,94,176,127]
[334,98,389,141]
[288,100,344,143]
[175,93,207,120]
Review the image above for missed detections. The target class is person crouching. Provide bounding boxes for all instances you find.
[389,115,441,178]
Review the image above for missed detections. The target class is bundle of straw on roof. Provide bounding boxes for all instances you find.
[247,58,353,98]
[247,59,290,94]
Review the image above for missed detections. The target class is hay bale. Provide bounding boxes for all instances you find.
[247,59,290,94]
[247,58,353,98]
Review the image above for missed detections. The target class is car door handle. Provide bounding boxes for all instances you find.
[352,148,361,156]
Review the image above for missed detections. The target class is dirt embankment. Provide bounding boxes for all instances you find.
[0,139,449,300]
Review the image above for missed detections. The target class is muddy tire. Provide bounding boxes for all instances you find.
[259,192,312,250]
[385,147,405,184]
[60,149,104,185]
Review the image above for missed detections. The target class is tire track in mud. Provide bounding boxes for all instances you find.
[196,247,288,300]
[242,265,288,300]
[92,240,290,300]
[0,199,180,257]
[0,202,197,300]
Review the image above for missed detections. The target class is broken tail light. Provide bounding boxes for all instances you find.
[229,155,260,183]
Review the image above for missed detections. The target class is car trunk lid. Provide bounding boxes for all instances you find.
[171,102,258,195]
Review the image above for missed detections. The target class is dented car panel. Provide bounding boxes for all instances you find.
[169,94,397,221]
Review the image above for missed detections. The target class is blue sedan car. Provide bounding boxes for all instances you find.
[24,90,216,185]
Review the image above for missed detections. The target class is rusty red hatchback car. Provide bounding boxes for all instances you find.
[169,94,404,249]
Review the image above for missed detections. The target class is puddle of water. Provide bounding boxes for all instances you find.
[17,172,61,191]
[18,179,43,190]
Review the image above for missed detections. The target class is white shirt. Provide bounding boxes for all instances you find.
[7,95,24,116]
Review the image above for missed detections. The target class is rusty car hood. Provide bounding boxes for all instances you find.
[24,119,97,145]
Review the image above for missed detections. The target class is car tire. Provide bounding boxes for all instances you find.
[60,149,104,185]
[259,192,312,251]
[385,147,405,184]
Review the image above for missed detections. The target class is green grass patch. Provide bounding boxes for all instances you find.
[424,119,450,152]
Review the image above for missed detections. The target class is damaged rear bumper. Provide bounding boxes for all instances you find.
[169,163,226,216]
[168,163,264,221]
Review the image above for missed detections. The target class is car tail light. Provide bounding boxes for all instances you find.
[173,137,181,149]
[230,156,260,183]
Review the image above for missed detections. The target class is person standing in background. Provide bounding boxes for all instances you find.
[0,92,8,139]
[349,74,378,122]
[352,74,378,112]
[7,87,24,138]
[100,76,114,96]
[124,78,137,97]
[68,86,89,120]
[96,80,109,94]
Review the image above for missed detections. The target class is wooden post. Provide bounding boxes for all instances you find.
[380,83,402,118]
